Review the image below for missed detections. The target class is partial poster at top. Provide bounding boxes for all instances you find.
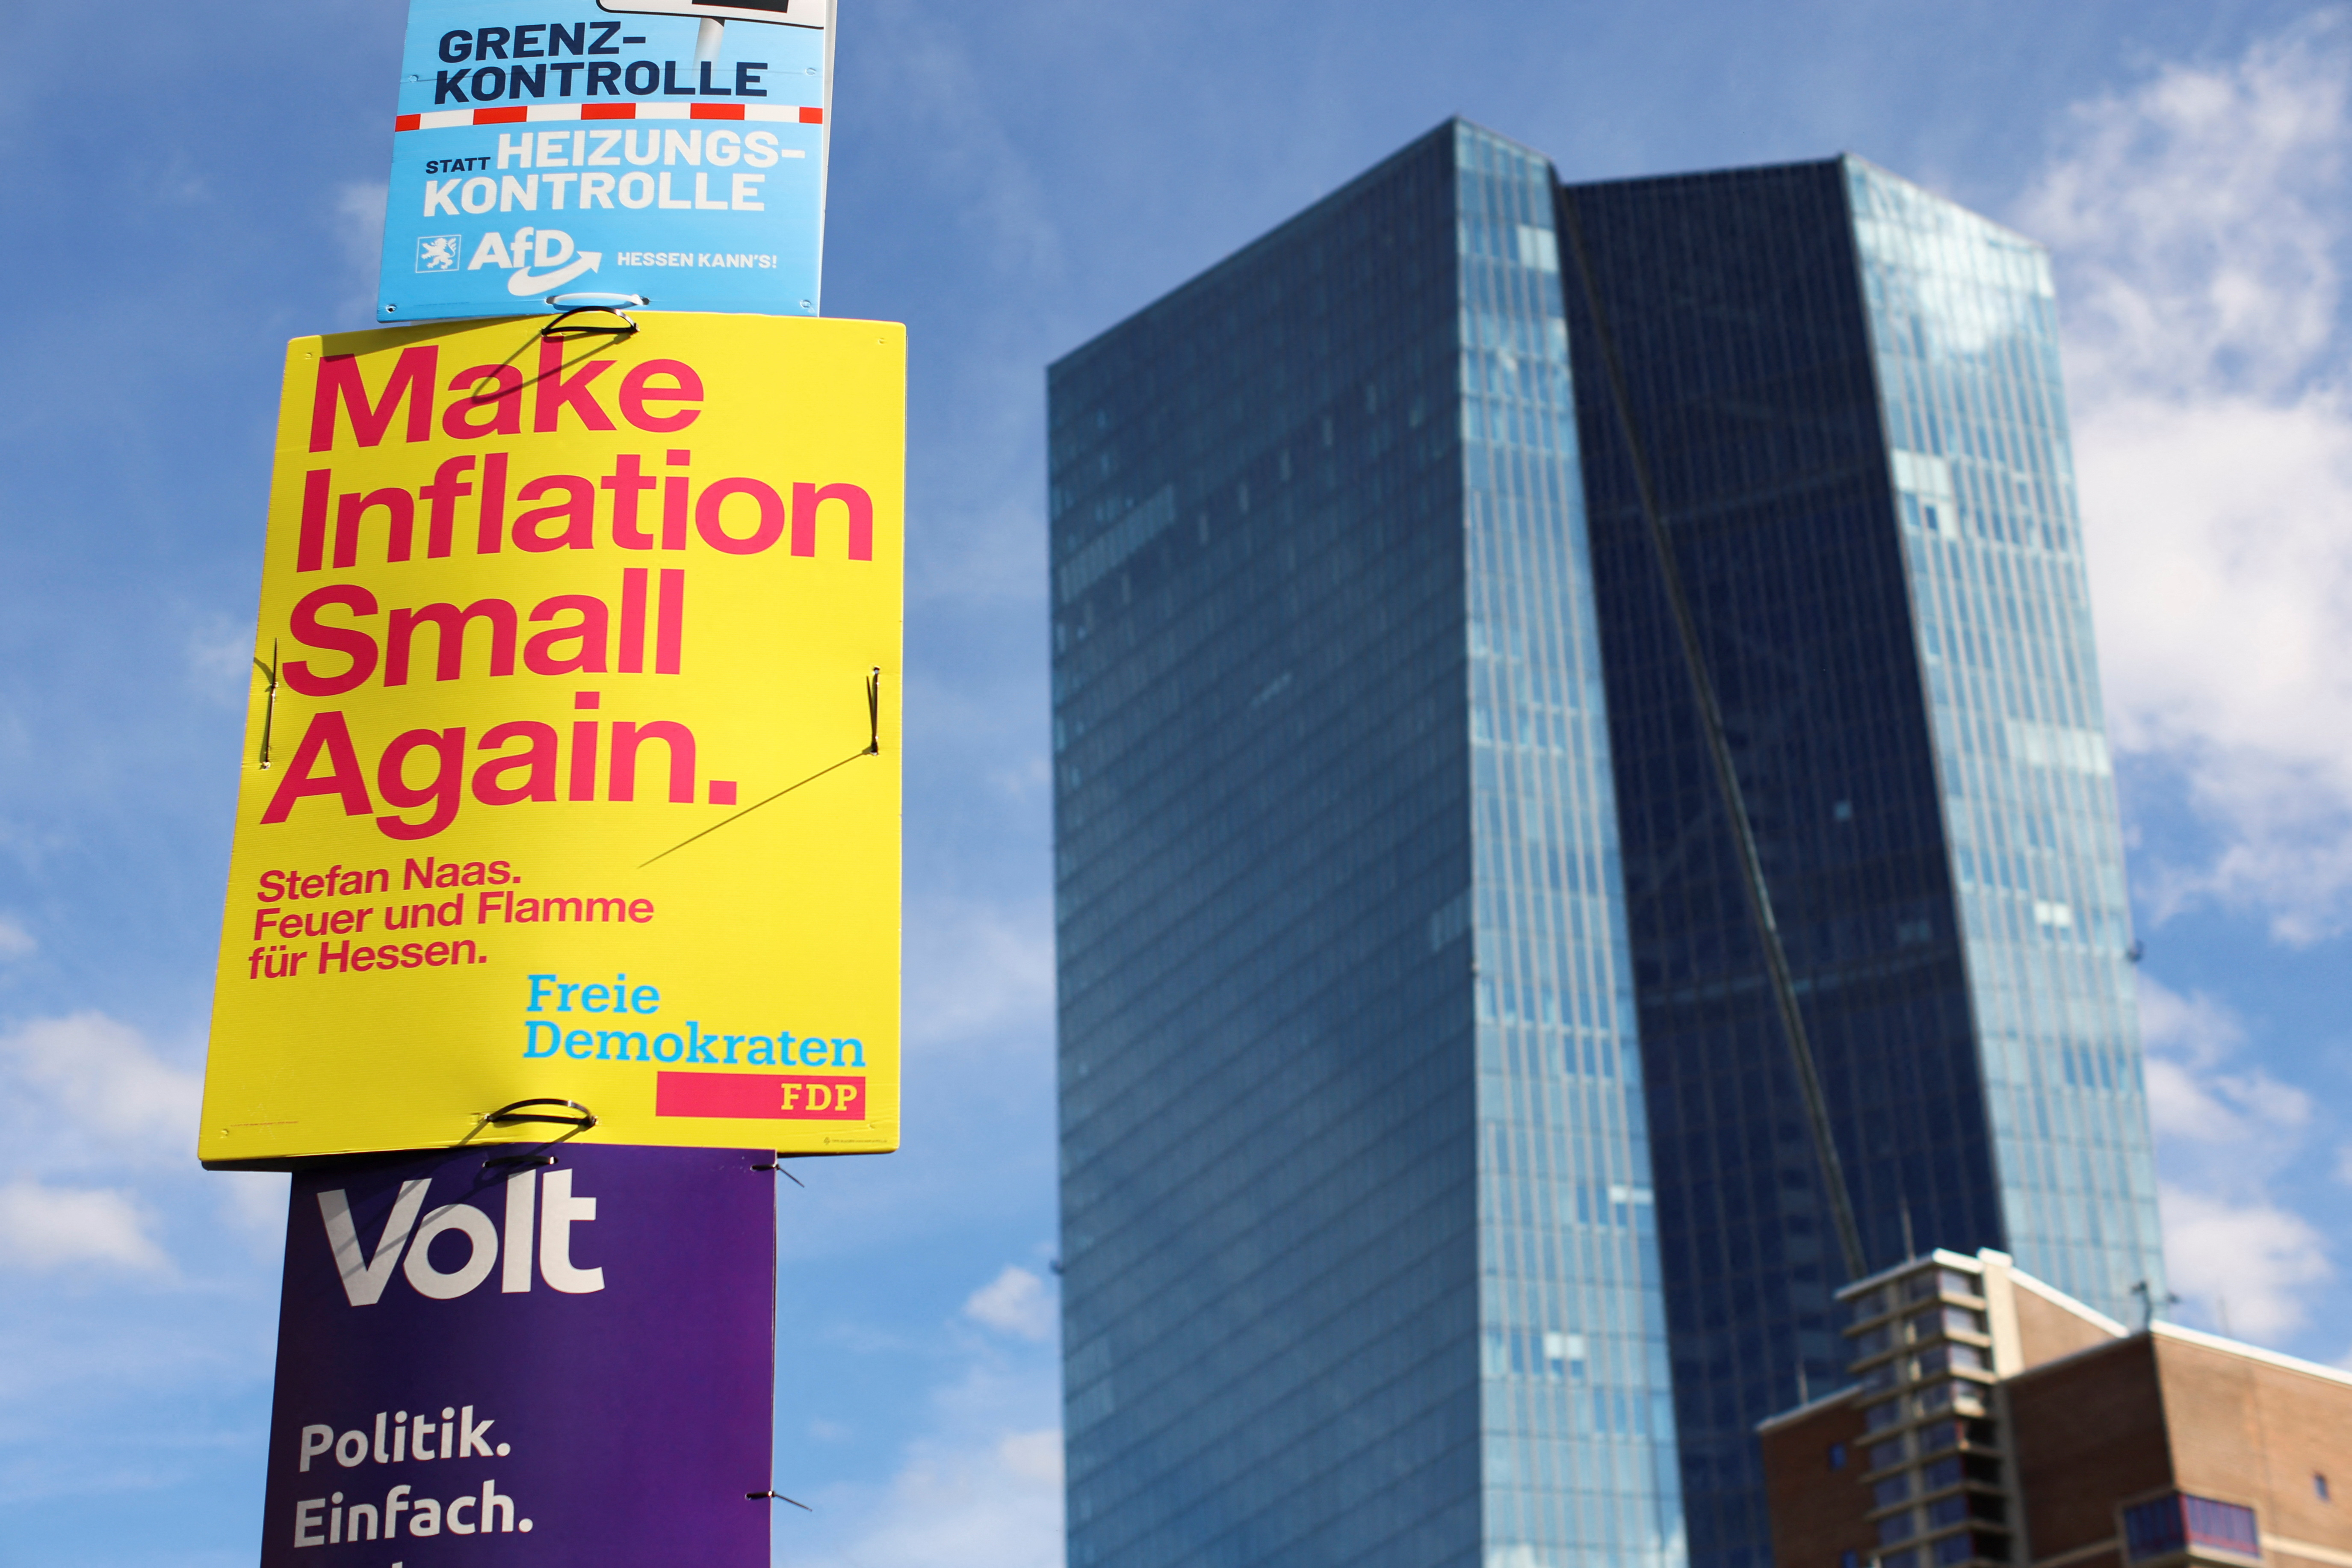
[380,0,831,324]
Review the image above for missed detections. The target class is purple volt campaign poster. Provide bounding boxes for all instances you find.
[260,1143,775,1565]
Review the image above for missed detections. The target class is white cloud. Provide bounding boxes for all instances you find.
[186,617,259,706]
[2138,979,2311,1148]
[2157,1184,2330,1339]
[0,1011,203,1170]
[2135,978,2331,1337]
[333,180,391,327]
[2135,976,2244,1068]
[905,894,1055,1054]
[2019,13,2352,939]
[0,914,35,960]
[798,1426,1064,1568]
[789,1337,1064,1568]
[216,1169,291,1240]
[965,1264,1058,1342]
[0,1179,168,1272]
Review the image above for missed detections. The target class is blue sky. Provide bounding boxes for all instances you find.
[4,2,2350,1563]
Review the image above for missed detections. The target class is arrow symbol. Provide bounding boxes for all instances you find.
[508,251,602,295]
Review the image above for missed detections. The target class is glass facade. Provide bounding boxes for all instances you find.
[1846,160,2164,1319]
[1560,157,2164,1568]
[1051,126,2163,1568]
[1049,121,1681,1568]
[1460,128,1684,1568]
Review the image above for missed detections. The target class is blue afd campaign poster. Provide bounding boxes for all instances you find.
[379,0,829,322]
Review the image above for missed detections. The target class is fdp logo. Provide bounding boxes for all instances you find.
[320,1166,605,1306]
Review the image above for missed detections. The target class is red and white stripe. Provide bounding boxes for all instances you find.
[396,102,823,130]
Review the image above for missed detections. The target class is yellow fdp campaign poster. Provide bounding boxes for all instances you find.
[201,312,901,1166]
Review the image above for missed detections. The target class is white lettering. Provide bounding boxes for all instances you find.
[402,1202,499,1300]
[501,1170,537,1292]
[317,1182,429,1307]
[538,1168,604,1293]
[468,231,514,270]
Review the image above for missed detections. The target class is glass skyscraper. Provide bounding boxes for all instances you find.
[1051,121,1681,1568]
[1049,123,2163,1568]
[1561,157,2163,1568]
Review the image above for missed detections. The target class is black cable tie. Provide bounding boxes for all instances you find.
[541,301,644,338]
[753,1155,806,1186]
[481,1098,597,1130]
[639,671,883,868]
[252,638,281,770]
[747,1490,813,1510]
[485,1153,559,1170]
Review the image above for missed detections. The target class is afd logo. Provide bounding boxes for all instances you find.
[462,227,604,296]
[320,1167,604,1306]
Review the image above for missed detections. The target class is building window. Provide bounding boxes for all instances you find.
[2123,1493,2261,1562]
[1843,1552,1861,1568]
[1932,1534,1977,1567]
[1877,1475,1915,1509]
[2318,1474,2331,1503]
[1829,1443,1848,1471]
[1882,1512,1919,1545]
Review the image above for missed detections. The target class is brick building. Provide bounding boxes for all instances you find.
[1760,1250,2349,1568]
